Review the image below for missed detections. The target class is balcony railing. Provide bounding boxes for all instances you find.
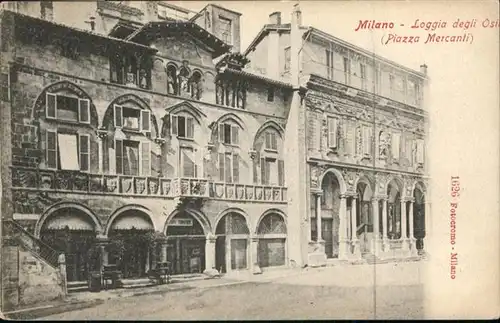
[10,167,287,203]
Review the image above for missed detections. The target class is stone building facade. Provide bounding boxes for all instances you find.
[0,2,295,307]
[245,5,430,266]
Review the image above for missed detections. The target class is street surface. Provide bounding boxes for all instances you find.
[41,262,424,320]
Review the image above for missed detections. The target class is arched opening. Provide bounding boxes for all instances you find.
[414,186,426,251]
[253,123,285,186]
[107,210,155,279]
[39,207,98,282]
[189,71,203,100]
[356,180,374,253]
[165,212,206,275]
[178,66,191,95]
[314,172,341,258]
[166,64,178,95]
[214,212,250,273]
[257,213,287,268]
[387,179,402,240]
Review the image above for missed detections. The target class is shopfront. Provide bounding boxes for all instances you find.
[165,212,206,275]
[214,212,250,273]
[38,207,99,282]
[257,213,287,268]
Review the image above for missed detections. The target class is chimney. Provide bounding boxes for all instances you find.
[269,11,281,25]
[85,16,96,32]
[40,1,54,21]
[420,63,428,75]
[292,3,302,27]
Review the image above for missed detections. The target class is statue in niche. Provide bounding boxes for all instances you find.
[139,69,148,89]
[216,79,224,105]
[177,62,190,94]
[379,131,390,158]
[126,64,136,85]
[236,84,245,108]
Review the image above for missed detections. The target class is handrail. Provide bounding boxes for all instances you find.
[4,219,61,268]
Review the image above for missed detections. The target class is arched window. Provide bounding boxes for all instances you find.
[189,71,203,100]
[166,65,178,95]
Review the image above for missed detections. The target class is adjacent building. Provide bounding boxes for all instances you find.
[245,5,430,266]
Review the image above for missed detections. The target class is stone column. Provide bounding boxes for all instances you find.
[315,192,323,242]
[382,197,389,252]
[408,200,418,256]
[96,130,107,174]
[251,237,262,275]
[160,241,168,263]
[58,254,67,295]
[400,200,409,250]
[203,234,218,275]
[338,194,348,260]
[350,196,360,258]
[371,197,381,254]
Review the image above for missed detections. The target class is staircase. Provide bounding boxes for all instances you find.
[67,281,88,293]
[3,219,61,268]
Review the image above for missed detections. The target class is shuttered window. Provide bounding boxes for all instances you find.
[78,98,90,124]
[260,157,267,185]
[140,110,151,132]
[225,153,232,183]
[172,115,194,139]
[114,105,123,128]
[140,142,151,176]
[265,132,278,150]
[232,153,239,183]
[171,115,178,135]
[79,134,90,172]
[46,130,57,169]
[181,147,196,178]
[327,117,338,148]
[218,153,225,181]
[46,93,57,119]
[278,159,284,186]
[115,139,124,174]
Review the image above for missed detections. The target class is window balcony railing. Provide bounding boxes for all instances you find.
[10,167,288,203]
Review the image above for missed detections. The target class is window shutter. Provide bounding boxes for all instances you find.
[271,133,278,150]
[265,132,271,149]
[278,159,284,186]
[114,105,123,128]
[46,130,57,169]
[46,93,57,119]
[253,154,258,184]
[171,115,178,135]
[231,126,239,145]
[115,139,123,174]
[78,98,90,124]
[141,142,151,176]
[186,117,194,139]
[391,132,401,159]
[328,117,337,148]
[417,139,424,163]
[232,153,239,183]
[225,153,232,183]
[218,153,224,181]
[219,123,225,142]
[79,134,90,171]
[260,157,266,185]
[141,110,151,132]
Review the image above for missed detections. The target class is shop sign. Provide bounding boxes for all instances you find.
[169,218,193,227]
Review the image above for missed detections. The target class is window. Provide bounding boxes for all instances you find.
[219,123,239,145]
[265,131,278,151]
[110,54,151,89]
[219,16,232,45]
[362,126,372,156]
[114,105,150,132]
[218,152,239,183]
[416,139,425,164]
[267,87,274,102]
[46,131,90,171]
[181,147,197,178]
[260,157,284,186]
[46,93,90,124]
[171,115,194,139]
[115,139,150,176]
[327,117,338,149]
[325,49,334,80]
[284,47,291,72]
[391,132,401,159]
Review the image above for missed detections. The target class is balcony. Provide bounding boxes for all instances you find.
[10,167,287,203]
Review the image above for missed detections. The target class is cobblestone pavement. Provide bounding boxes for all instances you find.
[39,262,424,320]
